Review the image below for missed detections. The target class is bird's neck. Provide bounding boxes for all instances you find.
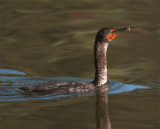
[94,41,108,86]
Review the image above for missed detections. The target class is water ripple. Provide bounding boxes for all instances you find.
[0,69,149,102]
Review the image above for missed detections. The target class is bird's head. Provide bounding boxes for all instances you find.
[96,27,130,43]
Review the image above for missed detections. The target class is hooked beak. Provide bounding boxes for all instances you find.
[108,27,130,41]
[112,27,130,34]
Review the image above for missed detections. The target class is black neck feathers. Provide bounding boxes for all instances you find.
[94,39,108,86]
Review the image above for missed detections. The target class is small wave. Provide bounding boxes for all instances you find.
[0,76,150,102]
[0,69,27,75]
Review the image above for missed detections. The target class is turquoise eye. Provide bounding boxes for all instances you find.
[108,30,112,33]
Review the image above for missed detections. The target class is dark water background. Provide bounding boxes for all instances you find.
[0,0,159,129]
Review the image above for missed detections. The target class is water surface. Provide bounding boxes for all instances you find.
[0,0,159,129]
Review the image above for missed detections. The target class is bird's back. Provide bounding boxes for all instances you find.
[20,81,95,94]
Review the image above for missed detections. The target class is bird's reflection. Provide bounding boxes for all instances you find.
[96,84,111,129]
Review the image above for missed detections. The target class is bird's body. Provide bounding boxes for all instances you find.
[21,81,95,94]
[20,27,130,94]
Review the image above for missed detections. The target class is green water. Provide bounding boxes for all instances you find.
[0,0,159,129]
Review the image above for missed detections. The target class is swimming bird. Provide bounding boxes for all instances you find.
[20,27,130,94]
